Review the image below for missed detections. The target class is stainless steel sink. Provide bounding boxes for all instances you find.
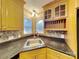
[23,38,45,50]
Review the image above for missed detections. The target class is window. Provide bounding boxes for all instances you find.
[36,20,44,33]
[24,17,32,34]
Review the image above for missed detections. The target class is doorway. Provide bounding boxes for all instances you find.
[77,9,79,58]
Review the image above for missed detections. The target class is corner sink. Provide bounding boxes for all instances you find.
[23,38,45,50]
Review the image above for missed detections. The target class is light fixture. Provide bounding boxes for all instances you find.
[32,10,37,17]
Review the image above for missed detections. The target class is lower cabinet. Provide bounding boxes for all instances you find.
[36,54,46,59]
[19,48,74,59]
[59,52,74,59]
[47,48,59,59]
[19,48,46,59]
[20,53,35,59]
[47,54,59,59]
[47,48,74,59]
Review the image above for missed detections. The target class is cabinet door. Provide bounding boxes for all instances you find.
[2,0,23,30]
[37,48,46,54]
[47,48,60,59]
[47,54,59,59]
[13,0,24,30]
[47,53,59,59]
[2,0,15,30]
[47,48,74,59]
[55,6,60,17]
[20,54,35,59]
[36,54,46,59]
[19,52,36,59]
[0,0,1,30]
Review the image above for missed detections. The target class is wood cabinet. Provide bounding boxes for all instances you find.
[1,0,24,30]
[55,4,66,18]
[0,0,1,30]
[44,1,67,38]
[47,48,59,59]
[47,54,59,59]
[59,53,74,59]
[20,48,74,59]
[47,48,74,59]
[20,53,46,59]
[19,48,46,59]
[19,51,36,59]
[55,6,60,17]
[44,2,66,20]
[44,9,51,19]
[44,19,66,30]
[36,54,46,59]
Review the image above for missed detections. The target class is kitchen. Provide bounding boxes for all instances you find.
[0,0,78,59]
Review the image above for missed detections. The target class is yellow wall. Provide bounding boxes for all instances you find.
[67,0,77,58]
[0,0,1,30]
[43,0,77,58]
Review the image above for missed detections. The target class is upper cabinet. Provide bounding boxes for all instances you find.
[43,0,67,32]
[55,6,60,17]
[1,0,24,30]
[60,4,65,16]
[43,0,67,20]
[55,4,65,18]
[44,9,51,20]
[0,0,1,30]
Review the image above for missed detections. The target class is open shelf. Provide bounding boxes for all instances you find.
[44,19,66,29]
[44,16,66,22]
[45,28,67,31]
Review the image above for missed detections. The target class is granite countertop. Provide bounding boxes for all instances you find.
[41,37,75,57]
[21,34,75,57]
[0,34,75,57]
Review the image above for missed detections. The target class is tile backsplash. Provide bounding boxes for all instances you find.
[46,31,67,39]
[0,31,21,41]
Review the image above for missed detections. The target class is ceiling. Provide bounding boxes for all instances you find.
[24,0,54,13]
